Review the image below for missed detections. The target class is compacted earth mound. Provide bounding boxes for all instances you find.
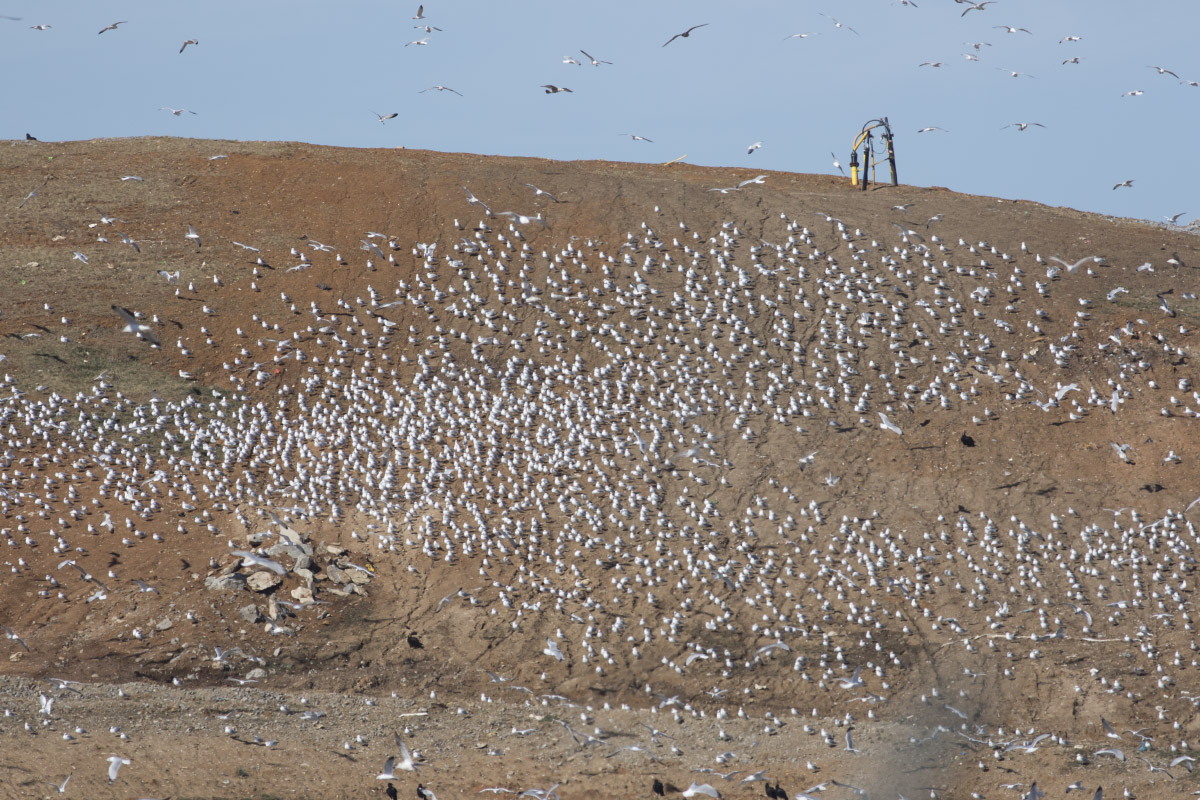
[1,136,1199,799]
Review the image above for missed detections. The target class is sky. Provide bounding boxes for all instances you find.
[3,0,1198,226]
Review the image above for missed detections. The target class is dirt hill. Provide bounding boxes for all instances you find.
[1,136,1199,799]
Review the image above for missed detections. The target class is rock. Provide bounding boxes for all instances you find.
[293,554,314,572]
[245,667,268,681]
[348,568,371,585]
[290,586,315,605]
[294,567,315,589]
[155,618,174,632]
[326,565,349,585]
[205,573,246,591]
[239,604,262,624]
[246,571,282,592]
[325,545,347,556]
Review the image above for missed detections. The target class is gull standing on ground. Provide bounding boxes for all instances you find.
[663,24,708,46]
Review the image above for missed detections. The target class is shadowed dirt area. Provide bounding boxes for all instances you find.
[1,136,1199,799]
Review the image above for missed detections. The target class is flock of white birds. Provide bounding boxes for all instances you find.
[1,152,1199,798]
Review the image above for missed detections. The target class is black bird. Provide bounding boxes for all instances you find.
[960,433,976,447]
[417,785,437,800]
[385,783,399,800]
[654,779,665,796]
[407,633,424,649]
[769,784,788,800]
[25,133,37,141]
[662,24,708,47]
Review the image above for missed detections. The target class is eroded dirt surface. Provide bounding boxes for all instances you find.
[1,136,1199,799]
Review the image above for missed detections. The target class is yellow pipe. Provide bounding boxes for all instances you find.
[662,154,688,166]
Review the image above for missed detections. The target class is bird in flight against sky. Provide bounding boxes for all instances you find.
[420,86,462,95]
[541,85,573,93]
[1003,122,1045,131]
[372,110,400,123]
[662,24,708,47]
[179,39,198,53]
[98,21,126,34]
[820,14,859,35]
[961,1,996,16]
[580,50,611,66]
[160,107,197,116]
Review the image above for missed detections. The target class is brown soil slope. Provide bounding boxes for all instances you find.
[1,137,1199,799]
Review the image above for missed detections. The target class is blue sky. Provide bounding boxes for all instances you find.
[4,0,1197,225]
